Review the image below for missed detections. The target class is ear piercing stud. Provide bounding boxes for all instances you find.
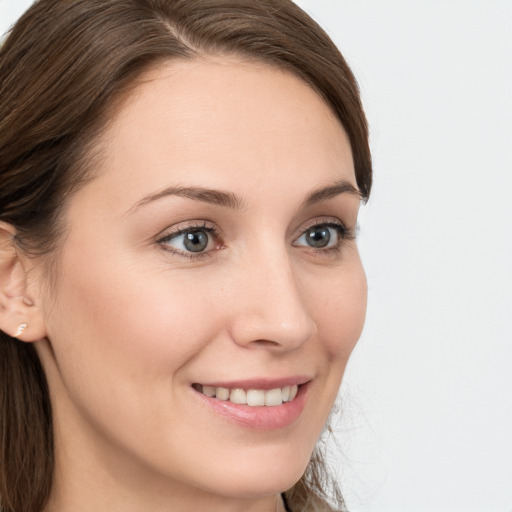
[15,323,28,337]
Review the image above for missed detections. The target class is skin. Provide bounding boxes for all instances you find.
[0,58,366,512]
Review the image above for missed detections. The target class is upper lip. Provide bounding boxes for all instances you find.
[193,376,311,390]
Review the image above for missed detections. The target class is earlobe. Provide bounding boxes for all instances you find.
[0,222,46,342]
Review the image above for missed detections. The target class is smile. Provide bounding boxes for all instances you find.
[193,384,299,407]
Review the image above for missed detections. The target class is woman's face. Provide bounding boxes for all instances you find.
[35,58,366,505]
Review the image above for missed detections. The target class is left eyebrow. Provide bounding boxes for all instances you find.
[303,179,362,207]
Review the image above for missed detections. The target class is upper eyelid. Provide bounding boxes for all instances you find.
[294,217,348,236]
[156,220,218,241]
[300,217,345,229]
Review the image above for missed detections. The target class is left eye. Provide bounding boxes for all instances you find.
[161,228,214,253]
[294,223,342,249]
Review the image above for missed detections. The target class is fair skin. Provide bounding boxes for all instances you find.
[0,58,366,512]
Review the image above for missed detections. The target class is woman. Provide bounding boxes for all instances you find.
[0,0,372,511]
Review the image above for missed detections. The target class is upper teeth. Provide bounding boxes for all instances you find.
[198,385,298,406]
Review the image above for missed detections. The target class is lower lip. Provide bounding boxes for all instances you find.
[192,383,309,431]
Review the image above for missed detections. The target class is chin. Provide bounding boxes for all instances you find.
[188,444,311,499]
[206,467,304,500]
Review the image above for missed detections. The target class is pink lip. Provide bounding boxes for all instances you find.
[191,380,311,431]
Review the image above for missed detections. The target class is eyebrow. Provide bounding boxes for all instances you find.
[126,178,360,215]
[126,185,243,215]
[303,179,362,207]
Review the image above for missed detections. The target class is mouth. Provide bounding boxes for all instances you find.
[192,383,299,407]
[191,379,310,430]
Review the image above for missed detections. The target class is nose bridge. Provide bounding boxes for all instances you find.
[228,241,316,350]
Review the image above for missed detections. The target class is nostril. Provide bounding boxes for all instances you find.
[249,339,281,348]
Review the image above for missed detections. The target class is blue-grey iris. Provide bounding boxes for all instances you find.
[184,230,209,252]
[306,226,331,248]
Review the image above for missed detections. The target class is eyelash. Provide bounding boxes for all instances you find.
[157,221,221,260]
[156,219,355,261]
[296,221,355,255]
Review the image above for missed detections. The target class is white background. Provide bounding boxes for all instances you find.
[1,1,511,511]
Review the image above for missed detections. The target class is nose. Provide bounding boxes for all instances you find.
[226,249,317,352]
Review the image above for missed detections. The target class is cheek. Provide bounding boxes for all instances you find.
[310,260,367,361]
[45,246,224,390]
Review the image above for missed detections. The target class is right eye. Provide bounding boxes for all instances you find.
[158,224,220,258]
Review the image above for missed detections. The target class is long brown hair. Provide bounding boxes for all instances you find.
[0,1,372,510]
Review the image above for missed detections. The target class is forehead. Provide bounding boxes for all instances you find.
[83,57,355,210]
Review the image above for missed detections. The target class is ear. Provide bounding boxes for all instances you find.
[0,222,47,342]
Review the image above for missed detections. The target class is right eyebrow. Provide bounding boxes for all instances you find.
[125,185,244,215]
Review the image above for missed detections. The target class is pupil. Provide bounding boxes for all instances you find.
[307,226,330,248]
[184,230,209,252]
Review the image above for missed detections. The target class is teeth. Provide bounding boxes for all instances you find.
[198,384,300,406]
[203,385,216,397]
[265,388,283,406]
[229,388,246,404]
[247,389,265,406]
[216,387,230,401]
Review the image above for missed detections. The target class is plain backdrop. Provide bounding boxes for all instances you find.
[1,1,511,511]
